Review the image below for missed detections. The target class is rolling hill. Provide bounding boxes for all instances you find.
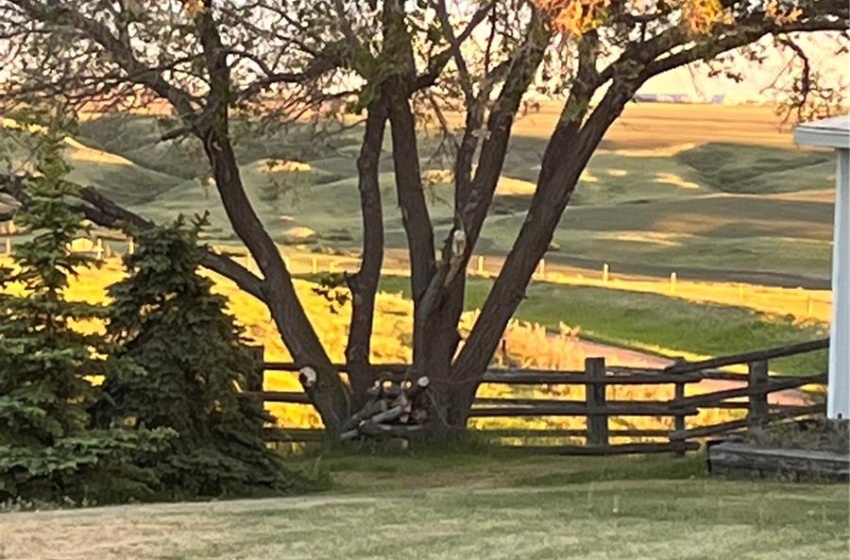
[2,104,836,286]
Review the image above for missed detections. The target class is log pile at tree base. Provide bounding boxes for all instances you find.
[340,376,431,442]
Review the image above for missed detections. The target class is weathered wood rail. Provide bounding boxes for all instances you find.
[250,338,829,455]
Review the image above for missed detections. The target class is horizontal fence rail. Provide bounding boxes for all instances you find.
[250,338,829,455]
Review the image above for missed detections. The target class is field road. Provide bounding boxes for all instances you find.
[304,247,832,291]
[573,337,809,406]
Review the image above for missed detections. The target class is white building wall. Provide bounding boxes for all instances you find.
[828,148,850,419]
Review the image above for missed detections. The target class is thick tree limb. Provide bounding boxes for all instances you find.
[0,172,266,299]
[188,3,350,431]
[383,1,436,313]
[345,99,388,406]
[641,19,849,82]
[452,2,850,407]
[411,10,549,380]
[5,1,353,431]
[457,11,550,259]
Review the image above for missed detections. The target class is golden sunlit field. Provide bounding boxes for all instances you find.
[1,1,848,556]
[4,256,766,439]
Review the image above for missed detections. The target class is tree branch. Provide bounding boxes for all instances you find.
[434,0,475,103]
[458,10,549,255]
[451,0,849,400]
[642,18,849,82]
[233,43,346,102]
[344,98,388,404]
[187,2,350,430]
[383,1,436,313]
[411,10,550,379]
[414,1,494,91]
[9,0,198,121]
[0,172,265,300]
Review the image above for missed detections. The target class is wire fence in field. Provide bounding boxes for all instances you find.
[0,233,833,323]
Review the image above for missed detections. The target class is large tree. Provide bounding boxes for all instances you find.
[0,0,846,436]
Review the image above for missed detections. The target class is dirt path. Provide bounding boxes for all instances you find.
[570,338,808,406]
[381,248,831,290]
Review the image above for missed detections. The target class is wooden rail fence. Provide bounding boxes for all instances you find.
[248,338,829,455]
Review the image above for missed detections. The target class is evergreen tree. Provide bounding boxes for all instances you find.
[97,216,310,497]
[0,111,171,505]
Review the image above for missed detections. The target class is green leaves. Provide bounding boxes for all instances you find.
[312,271,352,314]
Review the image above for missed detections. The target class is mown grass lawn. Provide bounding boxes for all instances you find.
[2,452,847,560]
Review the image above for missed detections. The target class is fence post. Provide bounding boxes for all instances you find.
[747,360,769,429]
[602,263,610,283]
[585,357,608,447]
[245,344,265,394]
[539,258,546,280]
[94,238,104,261]
[4,237,10,254]
[311,256,318,275]
[671,357,687,457]
[128,238,135,255]
[499,339,509,368]
[477,256,484,276]
[670,272,677,295]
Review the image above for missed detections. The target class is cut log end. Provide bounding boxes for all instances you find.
[339,375,432,442]
[298,366,317,389]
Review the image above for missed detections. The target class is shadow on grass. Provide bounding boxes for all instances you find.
[290,435,710,495]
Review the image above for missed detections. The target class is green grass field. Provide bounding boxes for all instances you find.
[4,104,830,286]
[0,103,844,560]
[376,276,829,374]
[2,104,834,369]
[2,452,847,560]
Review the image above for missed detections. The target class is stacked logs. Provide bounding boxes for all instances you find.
[340,376,431,441]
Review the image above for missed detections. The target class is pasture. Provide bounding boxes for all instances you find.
[2,104,835,287]
[377,275,829,375]
[1,453,847,560]
[8,257,823,437]
[0,106,844,560]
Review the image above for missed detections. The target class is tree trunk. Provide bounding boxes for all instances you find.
[450,84,638,426]
[189,6,354,434]
[345,100,388,411]
[201,126,351,434]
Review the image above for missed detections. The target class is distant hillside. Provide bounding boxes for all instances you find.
[2,105,836,283]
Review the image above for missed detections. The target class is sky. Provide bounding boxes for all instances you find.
[638,34,848,102]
